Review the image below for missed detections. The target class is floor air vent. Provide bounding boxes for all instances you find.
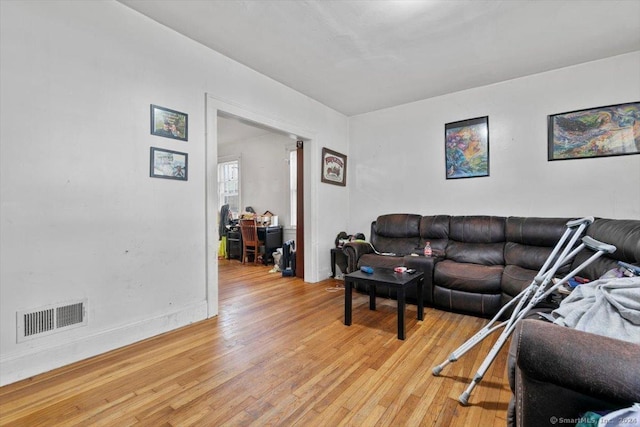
[17,299,87,342]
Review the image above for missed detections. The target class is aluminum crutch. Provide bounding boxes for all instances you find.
[455,235,615,405]
[432,217,617,405]
[458,236,616,405]
[431,217,592,380]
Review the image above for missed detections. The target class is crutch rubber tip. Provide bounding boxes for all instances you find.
[458,392,470,406]
[432,366,443,376]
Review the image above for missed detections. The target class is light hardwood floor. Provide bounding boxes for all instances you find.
[0,260,511,426]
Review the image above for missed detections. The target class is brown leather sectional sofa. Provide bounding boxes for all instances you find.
[343,213,640,426]
[343,213,638,316]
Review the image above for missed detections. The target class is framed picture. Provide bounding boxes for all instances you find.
[150,104,188,141]
[548,102,640,161]
[150,147,188,181]
[445,116,489,179]
[321,147,347,186]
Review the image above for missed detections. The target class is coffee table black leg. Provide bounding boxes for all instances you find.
[417,277,424,321]
[345,278,352,326]
[369,284,376,310]
[397,288,406,340]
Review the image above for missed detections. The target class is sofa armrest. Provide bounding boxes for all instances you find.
[342,241,373,273]
[514,319,640,427]
[403,255,441,305]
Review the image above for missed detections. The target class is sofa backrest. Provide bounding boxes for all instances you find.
[371,213,422,255]
[446,216,506,265]
[571,218,640,280]
[419,215,450,255]
[368,214,638,279]
[505,217,572,272]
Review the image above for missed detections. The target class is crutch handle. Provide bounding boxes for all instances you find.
[582,236,616,254]
[566,216,594,228]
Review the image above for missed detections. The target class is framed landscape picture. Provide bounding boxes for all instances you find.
[150,104,188,141]
[445,116,489,179]
[548,102,640,161]
[150,147,188,181]
[321,147,347,186]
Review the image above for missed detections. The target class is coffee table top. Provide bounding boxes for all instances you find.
[345,267,423,287]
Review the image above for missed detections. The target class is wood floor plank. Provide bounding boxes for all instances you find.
[0,260,512,426]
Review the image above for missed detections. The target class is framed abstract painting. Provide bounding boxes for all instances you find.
[548,102,640,161]
[445,116,489,179]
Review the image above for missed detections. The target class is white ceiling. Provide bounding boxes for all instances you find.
[119,0,640,117]
[217,115,274,145]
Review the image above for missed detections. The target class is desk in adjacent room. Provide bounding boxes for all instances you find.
[226,225,283,264]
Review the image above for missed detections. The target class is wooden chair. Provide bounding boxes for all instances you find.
[239,219,264,264]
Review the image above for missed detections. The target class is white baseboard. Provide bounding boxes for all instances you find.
[0,301,208,386]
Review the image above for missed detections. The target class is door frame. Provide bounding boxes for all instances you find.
[205,94,318,318]
[295,141,304,279]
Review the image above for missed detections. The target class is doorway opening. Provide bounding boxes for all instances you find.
[216,117,300,266]
[205,95,316,318]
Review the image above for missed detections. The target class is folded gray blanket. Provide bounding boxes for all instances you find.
[552,276,640,344]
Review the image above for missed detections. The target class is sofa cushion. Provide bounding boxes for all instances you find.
[446,216,506,266]
[504,242,558,272]
[419,215,450,254]
[501,264,537,298]
[503,217,574,302]
[569,218,640,280]
[434,260,503,293]
[500,265,560,316]
[433,286,502,316]
[570,253,621,281]
[371,214,422,255]
[587,218,640,262]
[506,217,572,247]
[447,241,505,265]
[449,216,506,243]
[375,213,422,238]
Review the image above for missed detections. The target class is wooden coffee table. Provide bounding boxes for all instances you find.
[344,267,424,340]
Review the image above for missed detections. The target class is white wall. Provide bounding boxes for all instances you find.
[348,52,640,235]
[218,134,294,227]
[0,0,349,385]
